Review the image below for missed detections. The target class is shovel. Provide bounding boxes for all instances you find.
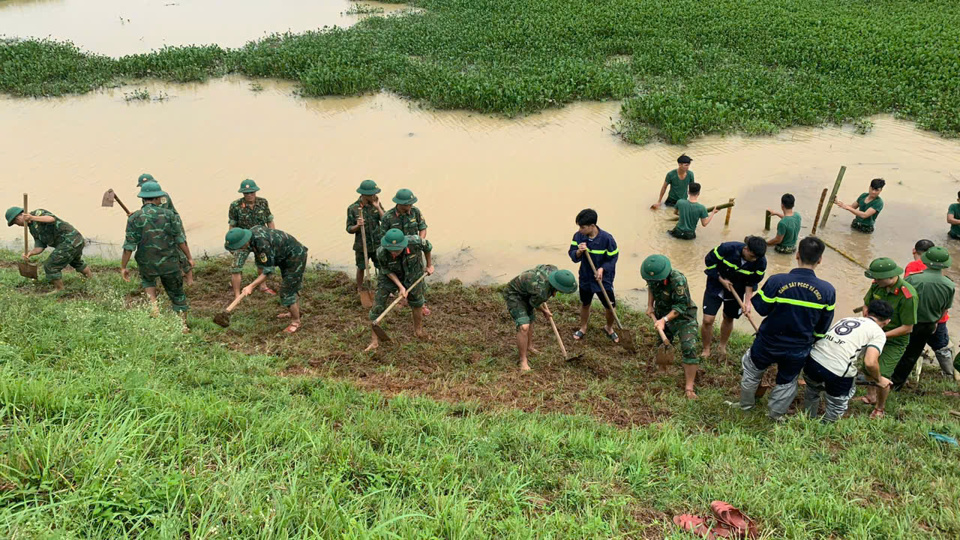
[356,209,374,308]
[654,324,674,368]
[213,291,248,328]
[17,193,38,280]
[101,189,132,216]
[583,253,635,352]
[371,273,428,342]
[547,313,584,362]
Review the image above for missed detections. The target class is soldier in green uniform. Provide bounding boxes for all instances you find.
[857,257,917,417]
[946,191,960,240]
[6,206,92,290]
[380,188,431,314]
[346,179,386,293]
[365,228,435,352]
[120,181,193,330]
[669,182,718,239]
[652,154,695,209]
[228,179,276,299]
[641,255,702,399]
[767,193,802,254]
[501,265,578,371]
[836,178,885,233]
[137,173,193,285]
[225,225,309,334]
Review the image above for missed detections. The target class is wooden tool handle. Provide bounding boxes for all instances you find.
[225,292,248,313]
[114,193,132,216]
[656,326,671,346]
[547,314,568,358]
[22,193,28,255]
[726,284,760,332]
[357,208,370,273]
[373,273,427,325]
[583,253,624,329]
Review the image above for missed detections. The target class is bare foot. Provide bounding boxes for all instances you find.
[364,342,379,352]
[701,348,712,358]
[528,347,541,355]
[414,330,429,340]
[519,360,531,372]
[855,396,877,405]
[870,408,885,419]
[277,312,292,319]
[685,389,698,400]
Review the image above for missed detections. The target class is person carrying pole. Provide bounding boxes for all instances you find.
[766,193,801,254]
[669,182,719,240]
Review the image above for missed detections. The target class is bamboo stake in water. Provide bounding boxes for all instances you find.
[811,187,828,235]
[820,165,847,230]
[724,198,734,226]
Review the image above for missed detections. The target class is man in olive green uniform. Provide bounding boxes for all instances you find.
[6,206,92,290]
[642,255,701,399]
[892,246,956,389]
[652,154,694,209]
[120,181,193,329]
[228,179,276,299]
[669,182,718,239]
[836,178,884,233]
[380,188,431,314]
[137,173,193,284]
[767,193,801,254]
[346,179,386,293]
[225,225,309,334]
[501,265,578,371]
[365,228,435,351]
[858,257,917,416]
[947,191,960,240]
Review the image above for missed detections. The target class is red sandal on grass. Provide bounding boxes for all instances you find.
[673,515,732,539]
[282,322,301,334]
[710,501,758,539]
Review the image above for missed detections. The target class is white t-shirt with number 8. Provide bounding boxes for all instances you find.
[809,316,887,378]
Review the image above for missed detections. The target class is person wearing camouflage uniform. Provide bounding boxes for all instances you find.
[380,188,432,315]
[5,207,92,290]
[501,264,578,371]
[641,255,701,399]
[228,179,276,299]
[137,173,193,285]
[346,179,386,293]
[365,228,435,351]
[225,225,308,334]
[120,181,193,329]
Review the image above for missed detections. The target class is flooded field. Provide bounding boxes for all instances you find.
[3,76,960,333]
[0,0,411,56]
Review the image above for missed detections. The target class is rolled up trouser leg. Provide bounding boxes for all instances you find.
[935,347,955,378]
[739,349,764,411]
[823,383,856,423]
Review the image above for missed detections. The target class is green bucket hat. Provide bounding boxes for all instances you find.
[548,269,578,294]
[5,206,24,227]
[641,254,672,281]
[381,228,408,251]
[357,179,381,196]
[392,188,418,205]
[137,181,167,199]
[137,173,155,187]
[238,179,260,193]
[864,257,903,280]
[224,228,253,251]
[921,246,952,269]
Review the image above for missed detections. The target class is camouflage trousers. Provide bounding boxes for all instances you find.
[141,270,189,312]
[668,228,696,240]
[850,220,874,233]
[44,241,87,281]
[664,319,699,364]
[502,290,537,329]
[774,244,796,254]
[277,252,308,307]
[369,272,426,321]
[230,248,275,275]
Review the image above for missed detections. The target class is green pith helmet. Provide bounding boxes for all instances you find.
[381,228,408,251]
[137,173,155,187]
[137,181,167,199]
[238,179,260,193]
[641,254,672,281]
[392,188,418,205]
[548,269,578,294]
[921,246,952,269]
[224,228,253,251]
[357,179,381,196]
[5,206,24,227]
[864,257,903,280]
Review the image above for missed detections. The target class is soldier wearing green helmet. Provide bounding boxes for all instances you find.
[136,173,193,285]
[225,225,309,334]
[121,181,193,330]
[228,178,276,299]
[6,206,92,290]
[380,188,431,315]
[347,179,386,293]
[365,228,435,352]
[501,265,578,372]
[641,255,701,399]
[858,256,917,418]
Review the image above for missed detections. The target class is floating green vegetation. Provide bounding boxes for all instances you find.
[1,0,959,144]
[344,2,386,15]
[122,87,150,102]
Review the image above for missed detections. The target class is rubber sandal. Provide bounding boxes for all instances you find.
[422,306,432,316]
[282,322,301,334]
[604,328,619,343]
[869,408,885,419]
[573,330,586,341]
[260,286,276,296]
[673,515,733,539]
[854,396,876,405]
[711,501,758,539]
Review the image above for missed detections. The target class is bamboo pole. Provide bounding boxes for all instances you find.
[822,238,868,270]
[820,165,847,230]
[811,188,828,235]
[724,198,734,226]
[666,201,735,221]
[764,210,772,231]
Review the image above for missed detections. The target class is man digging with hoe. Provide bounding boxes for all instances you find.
[6,205,92,291]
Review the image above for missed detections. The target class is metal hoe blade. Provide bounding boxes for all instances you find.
[17,261,38,280]
[213,311,232,328]
[617,327,637,353]
[371,323,391,343]
[359,288,374,308]
[101,189,117,207]
[655,344,673,367]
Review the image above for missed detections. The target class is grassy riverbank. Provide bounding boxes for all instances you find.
[2,0,959,143]
[1,253,959,538]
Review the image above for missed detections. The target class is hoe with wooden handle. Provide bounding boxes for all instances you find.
[371,273,428,342]
[101,189,132,216]
[213,291,249,328]
[17,193,38,280]
[583,252,635,352]
[357,209,374,308]
[547,313,583,362]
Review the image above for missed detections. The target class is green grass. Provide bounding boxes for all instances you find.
[3,0,960,143]
[1,253,959,538]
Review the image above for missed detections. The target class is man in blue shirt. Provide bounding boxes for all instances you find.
[569,209,619,342]
[700,237,767,359]
[738,236,837,420]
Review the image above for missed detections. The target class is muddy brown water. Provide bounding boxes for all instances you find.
[0,0,412,56]
[3,76,960,337]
